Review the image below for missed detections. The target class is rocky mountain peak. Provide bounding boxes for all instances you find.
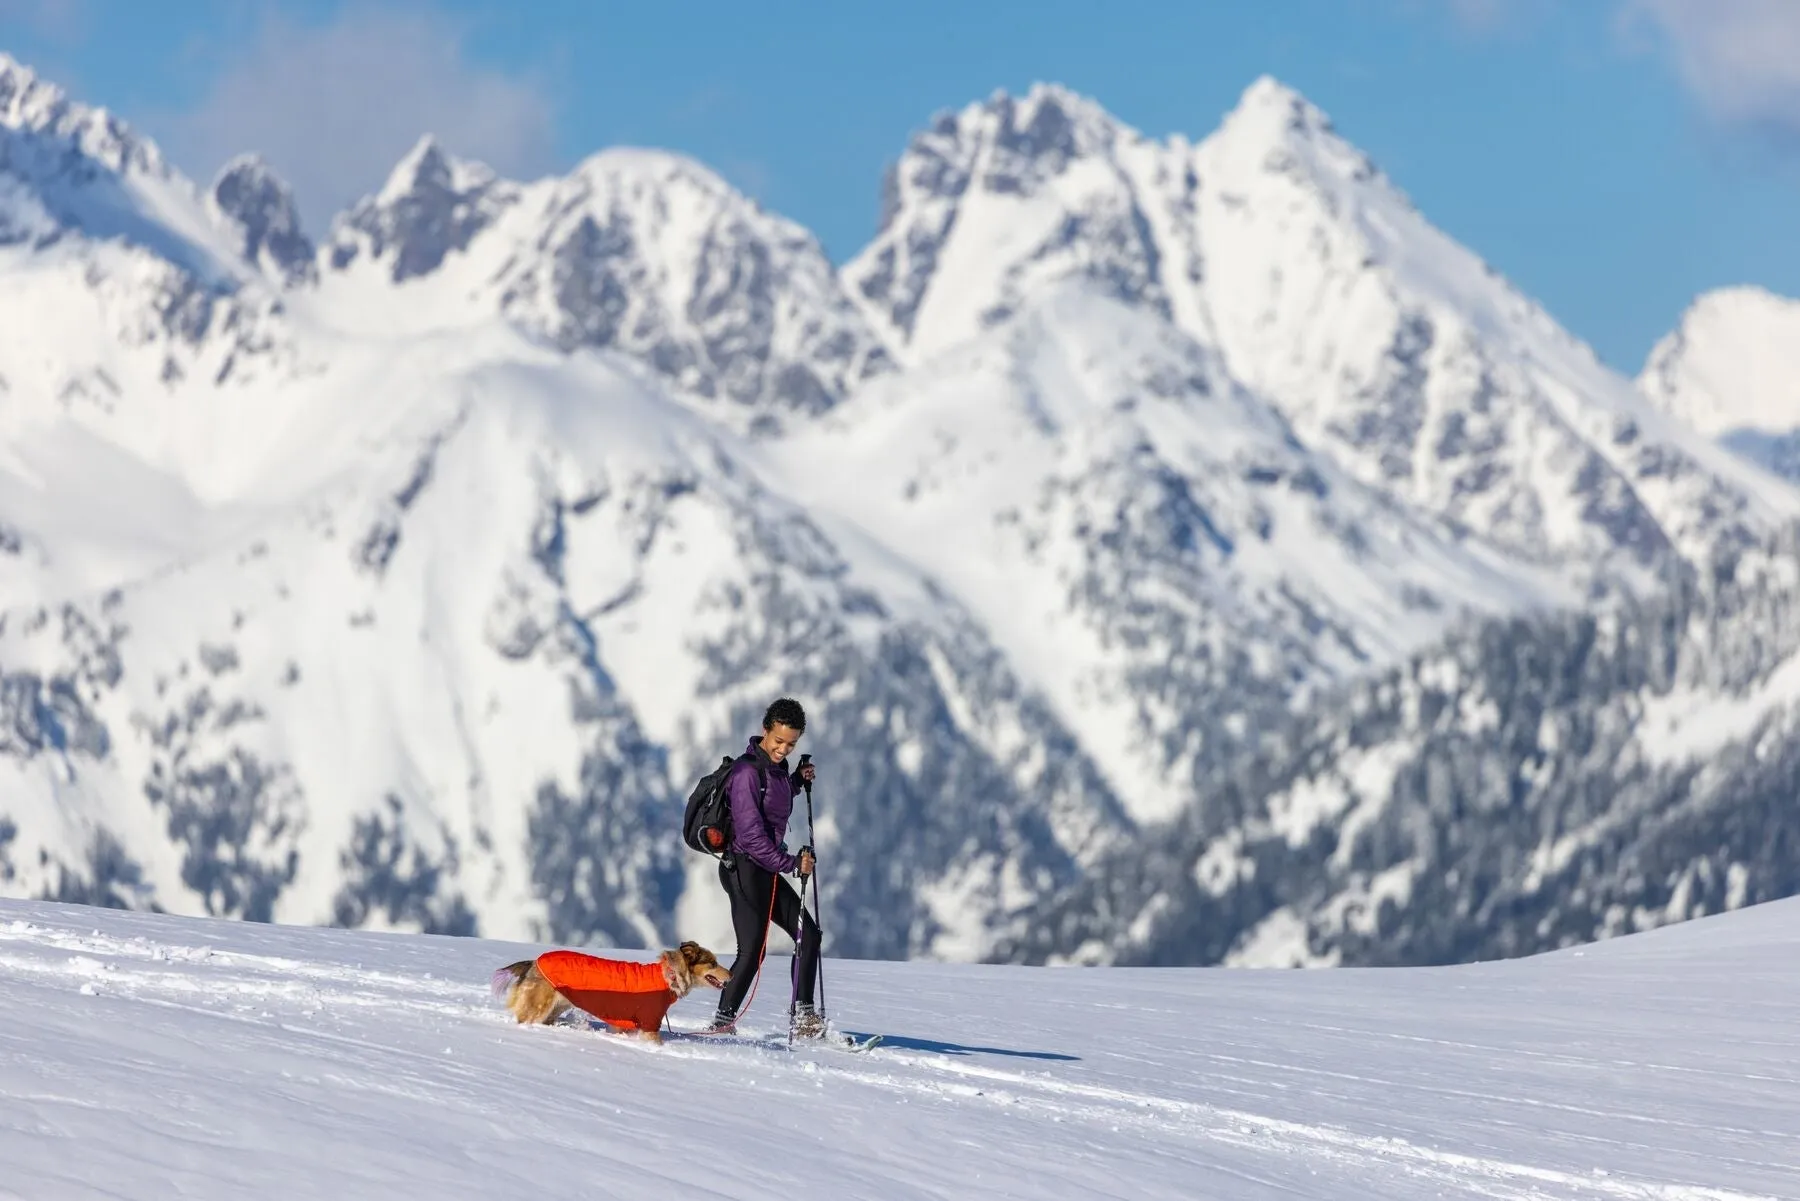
[1217,75,1335,143]
[374,136,474,205]
[329,136,515,282]
[876,82,1135,223]
[969,83,1130,169]
[0,50,164,179]
[849,82,1171,360]
[1,50,71,135]
[210,154,316,285]
[477,143,894,427]
[0,52,248,289]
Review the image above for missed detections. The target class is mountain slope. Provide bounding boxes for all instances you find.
[785,281,1571,822]
[1004,525,1800,969]
[0,318,1133,955]
[3,896,1797,1200]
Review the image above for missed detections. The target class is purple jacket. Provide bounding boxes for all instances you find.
[727,737,800,874]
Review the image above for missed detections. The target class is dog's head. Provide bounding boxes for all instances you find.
[661,941,731,996]
[678,941,731,989]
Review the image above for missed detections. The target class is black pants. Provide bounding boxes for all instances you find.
[715,855,821,1019]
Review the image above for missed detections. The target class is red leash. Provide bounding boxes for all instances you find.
[673,875,776,1038]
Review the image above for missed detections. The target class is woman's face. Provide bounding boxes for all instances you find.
[760,722,803,763]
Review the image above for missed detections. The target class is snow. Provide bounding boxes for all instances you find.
[1225,905,1337,969]
[5,896,1796,1200]
[0,53,249,290]
[1187,78,1800,559]
[849,72,1800,582]
[1635,649,1800,768]
[1640,287,1800,438]
[784,283,1571,824]
[0,308,797,932]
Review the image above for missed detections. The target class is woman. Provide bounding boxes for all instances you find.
[703,696,823,1038]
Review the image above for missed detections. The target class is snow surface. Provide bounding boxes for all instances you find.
[0,52,249,289]
[2,895,1797,1200]
[1640,287,1800,438]
[1636,647,1800,768]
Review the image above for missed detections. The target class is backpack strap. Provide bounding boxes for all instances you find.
[748,754,771,827]
[724,752,773,867]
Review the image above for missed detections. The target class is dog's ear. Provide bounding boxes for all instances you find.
[678,940,702,964]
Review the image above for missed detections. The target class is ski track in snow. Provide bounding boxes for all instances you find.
[4,900,1797,1200]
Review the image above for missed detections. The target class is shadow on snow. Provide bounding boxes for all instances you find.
[849,1033,1079,1062]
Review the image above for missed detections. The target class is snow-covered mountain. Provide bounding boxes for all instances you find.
[1006,277,1800,970]
[846,80,1797,582]
[783,282,1571,824]
[1007,525,1800,968]
[0,51,1132,960]
[313,135,895,432]
[6,47,1800,968]
[1639,285,1800,480]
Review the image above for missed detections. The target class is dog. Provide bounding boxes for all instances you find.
[491,941,730,1044]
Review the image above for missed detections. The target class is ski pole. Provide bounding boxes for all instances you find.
[789,867,808,1045]
[787,753,815,1046]
[799,753,825,1020]
[789,759,808,1041]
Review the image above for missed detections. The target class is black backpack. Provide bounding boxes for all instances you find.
[682,752,766,860]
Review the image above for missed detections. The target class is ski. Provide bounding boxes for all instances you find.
[788,1030,884,1053]
[663,1026,883,1053]
[782,1031,884,1053]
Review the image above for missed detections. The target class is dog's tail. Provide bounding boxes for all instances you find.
[491,959,533,1001]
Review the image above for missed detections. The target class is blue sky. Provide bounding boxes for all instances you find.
[5,0,1798,373]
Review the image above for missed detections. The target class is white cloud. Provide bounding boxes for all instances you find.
[1618,0,1800,142]
[1405,0,1800,148]
[147,3,561,236]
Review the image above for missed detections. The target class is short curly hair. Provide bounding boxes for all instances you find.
[762,696,807,733]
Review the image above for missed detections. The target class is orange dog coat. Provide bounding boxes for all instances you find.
[534,950,677,1032]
